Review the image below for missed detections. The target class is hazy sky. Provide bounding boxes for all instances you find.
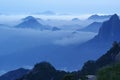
[0,0,120,14]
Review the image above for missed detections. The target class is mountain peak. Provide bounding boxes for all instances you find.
[15,16,47,30]
[97,14,120,40]
[17,62,66,80]
[109,14,119,21]
[23,16,37,22]
[33,62,56,72]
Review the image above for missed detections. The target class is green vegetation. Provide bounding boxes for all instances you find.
[62,74,76,80]
[97,63,120,80]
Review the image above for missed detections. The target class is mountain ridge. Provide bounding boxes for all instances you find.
[0,68,29,80]
[78,22,102,33]
[77,14,120,60]
[15,16,50,30]
[88,14,111,20]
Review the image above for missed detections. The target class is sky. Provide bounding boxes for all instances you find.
[0,0,120,14]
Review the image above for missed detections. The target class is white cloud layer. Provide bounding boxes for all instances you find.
[0,27,96,56]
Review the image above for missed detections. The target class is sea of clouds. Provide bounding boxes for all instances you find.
[0,14,97,75]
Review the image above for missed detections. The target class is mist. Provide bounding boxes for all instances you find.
[0,27,96,56]
[0,15,97,75]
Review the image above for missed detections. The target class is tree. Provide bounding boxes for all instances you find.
[62,74,76,80]
[97,63,120,80]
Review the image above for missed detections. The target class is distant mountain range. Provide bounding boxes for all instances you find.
[36,11,56,15]
[15,16,51,30]
[72,18,81,21]
[15,16,62,31]
[0,14,120,80]
[0,68,29,80]
[2,14,119,72]
[88,14,112,20]
[78,22,102,33]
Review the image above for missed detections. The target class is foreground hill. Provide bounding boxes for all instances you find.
[80,42,120,75]
[17,62,67,80]
[97,63,120,80]
[1,42,120,80]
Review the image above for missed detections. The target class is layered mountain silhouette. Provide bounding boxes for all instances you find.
[1,14,120,80]
[1,14,119,72]
[78,22,102,33]
[0,68,29,80]
[1,42,120,80]
[78,14,120,60]
[15,16,50,30]
[3,43,120,80]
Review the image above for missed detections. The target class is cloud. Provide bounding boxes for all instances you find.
[0,27,96,56]
[0,23,96,73]
[54,31,96,46]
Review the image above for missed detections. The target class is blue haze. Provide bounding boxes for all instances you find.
[0,0,120,14]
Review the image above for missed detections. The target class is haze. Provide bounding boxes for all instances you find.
[0,0,120,14]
